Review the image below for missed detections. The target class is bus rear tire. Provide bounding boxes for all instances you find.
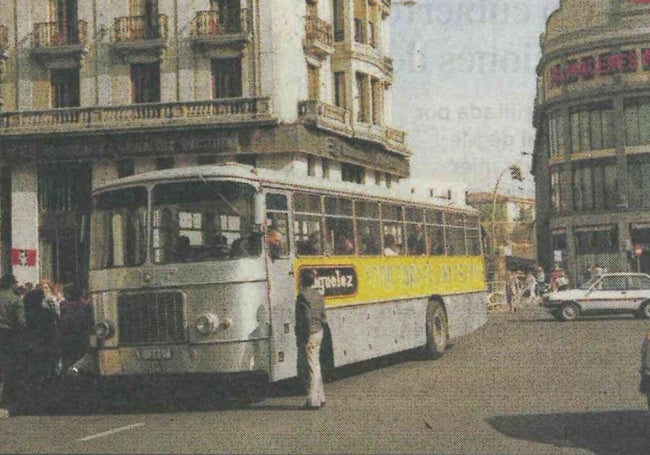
[424,301,448,360]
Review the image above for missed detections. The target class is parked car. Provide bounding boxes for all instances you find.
[540,273,650,321]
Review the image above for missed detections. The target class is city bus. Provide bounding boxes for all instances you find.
[87,163,487,387]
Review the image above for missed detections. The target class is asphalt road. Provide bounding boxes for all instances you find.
[1,307,650,454]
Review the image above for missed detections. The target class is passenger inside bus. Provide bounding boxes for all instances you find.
[297,232,321,256]
[335,232,354,255]
[383,235,399,256]
[267,226,283,259]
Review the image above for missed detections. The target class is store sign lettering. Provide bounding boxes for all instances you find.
[303,266,358,298]
[550,49,650,86]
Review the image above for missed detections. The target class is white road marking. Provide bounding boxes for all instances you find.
[77,422,145,442]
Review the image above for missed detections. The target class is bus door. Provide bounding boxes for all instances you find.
[264,192,297,381]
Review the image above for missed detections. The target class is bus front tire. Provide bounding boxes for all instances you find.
[424,301,448,360]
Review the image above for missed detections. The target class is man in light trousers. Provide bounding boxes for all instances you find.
[295,269,326,409]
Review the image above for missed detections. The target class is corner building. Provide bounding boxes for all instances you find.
[0,0,407,287]
[533,0,650,283]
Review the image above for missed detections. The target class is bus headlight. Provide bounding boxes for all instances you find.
[196,314,219,335]
[93,320,115,340]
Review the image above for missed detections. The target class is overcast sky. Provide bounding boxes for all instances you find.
[390,0,561,197]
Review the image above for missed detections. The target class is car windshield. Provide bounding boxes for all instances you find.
[151,180,260,264]
[580,276,601,290]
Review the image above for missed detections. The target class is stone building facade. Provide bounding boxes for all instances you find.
[0,0,408,287]
[533,0,650,284]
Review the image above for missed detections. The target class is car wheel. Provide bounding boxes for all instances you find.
[638,301,650,319]
[559,302,580,321]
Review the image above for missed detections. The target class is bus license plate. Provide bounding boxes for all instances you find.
[140,348,172,361]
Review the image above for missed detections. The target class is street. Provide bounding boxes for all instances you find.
[1,307,649,454]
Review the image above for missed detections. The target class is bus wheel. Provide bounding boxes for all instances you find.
[424,301,448,359]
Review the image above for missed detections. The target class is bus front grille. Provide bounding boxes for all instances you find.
[117,291,186,345]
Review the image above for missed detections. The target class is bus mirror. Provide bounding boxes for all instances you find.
[254,192,266,226]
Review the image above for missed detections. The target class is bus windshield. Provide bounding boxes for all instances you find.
[151,180,260,264]
[91,187,148,269]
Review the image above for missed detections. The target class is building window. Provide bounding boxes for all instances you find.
[129,0,160,39]
[628,157,650,208]
[50,0,79,44]
[572,161,617,211]
[385,173,392,189]
[322,158,330,179]
[156,157,174,170]
[371,78,382,125]
[307,155,316,177]
[236,155,256,167]
[342,163,364,184]
[117,159,135,178]
[368,21,376,47]
[212,58,242,98]
[307,64,320,100]
[355,73,369,123]
[131,62,160,104]
[551,169,561,213]
[625,99,650,146]
[197,155,218,165]
[570,103,615,153]
[51,68,80,108]
[333,72,345,108]
[548,115,563,159]
[374,170,381,186]
[209,0,242,33]
[333,0,345,42]
[354,18,364,43]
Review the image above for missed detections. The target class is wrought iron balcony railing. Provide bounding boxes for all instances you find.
[32,21,88,47]
[112,15,168,43]
[191,9,248,38]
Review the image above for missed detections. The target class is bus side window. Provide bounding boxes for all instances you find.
[425,209,444,256]
[355,201,381,256]
[294,192,322,256]
[266,193,290,259]
[381,204,404,255]
[325,196,354,256]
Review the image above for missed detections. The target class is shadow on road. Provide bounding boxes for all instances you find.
[487,410,650,455]
[8,348,438,417]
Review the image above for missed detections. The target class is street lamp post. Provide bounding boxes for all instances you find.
[490,165,523,256]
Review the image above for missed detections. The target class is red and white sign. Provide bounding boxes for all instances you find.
[11,248,37,267]
[634,244,644,257]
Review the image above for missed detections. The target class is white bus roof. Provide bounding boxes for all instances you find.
[94,163,476,213]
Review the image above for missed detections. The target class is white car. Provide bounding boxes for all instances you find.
[540,273,650,321]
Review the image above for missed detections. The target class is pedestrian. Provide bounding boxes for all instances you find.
[59,286,93,372]
[535,266,547,296]
[506,271,520,313]
[594,263,606,277]
[295,269,327,410]
[24,287,61,381]
[640,330,650,410]
[524,269,537,306]
[0,275,25,410]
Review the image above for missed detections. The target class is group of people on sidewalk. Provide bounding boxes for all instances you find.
[0,275,93,413]
[505,265,570,313]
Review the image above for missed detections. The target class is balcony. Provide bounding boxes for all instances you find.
[303,16,334,59]
[0,97,274,136]
[298,100,409,156]
[190,10,251,54]
[31,21,88,68]
[111,15,168,62]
